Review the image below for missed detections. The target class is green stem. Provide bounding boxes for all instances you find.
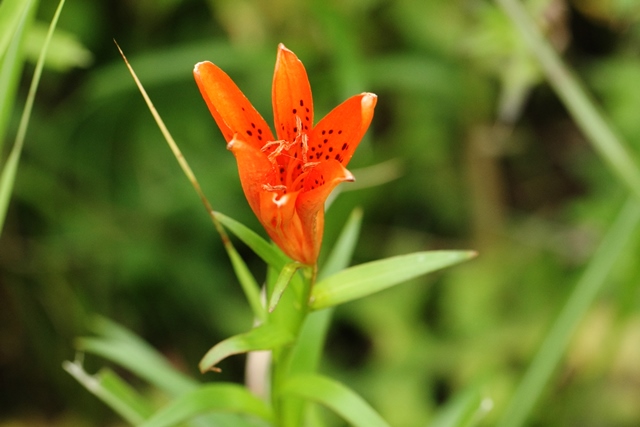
[271,264,316,427]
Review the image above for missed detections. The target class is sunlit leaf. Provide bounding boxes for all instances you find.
[0,0,30,58]
[282,374,390,427]
[199,323,294,373]
[310,250,476,310]
[138,384,274,427]
[24,21,93,71]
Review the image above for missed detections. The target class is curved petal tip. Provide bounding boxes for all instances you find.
[361,92,377,109]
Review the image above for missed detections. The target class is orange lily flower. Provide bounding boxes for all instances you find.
[194,44,376,265]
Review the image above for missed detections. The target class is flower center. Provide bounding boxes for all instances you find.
[261,116,317,195]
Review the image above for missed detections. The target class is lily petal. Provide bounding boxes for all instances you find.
[308,92,377,166]
[272,44,314,143]
[298,160,355,220]
[295,160,355,263]
[194,61,274,149]
[227,136,276,217]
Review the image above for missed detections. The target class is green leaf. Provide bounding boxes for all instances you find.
[63,361,154,425]
[310,250,476,310]
[199,323,295,373]
[0,0,62,233]
[214,211,290,270]
[138,384,274,427]
[0,0,35,148]
[0,0,31,59]
[77,320,199,396]
[282,374,390,427]
[24,21,93,71]
[268,262,303,313]
[226,242,267,322]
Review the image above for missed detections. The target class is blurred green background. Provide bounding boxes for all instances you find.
[3,0,640,425]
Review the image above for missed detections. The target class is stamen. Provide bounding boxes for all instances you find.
[262,184,287,192]
[303,161,320,170]
[262,139,294,162]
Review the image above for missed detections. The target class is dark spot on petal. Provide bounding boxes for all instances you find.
[335,154,341,161]
[251,123,256,128]
[322,130,326,135]
[258,136,262,140]
[247,130,253,136]
[323,139,328,143]
[258,129,262,134]
[242,107,245,111]
[311,147,316,151]
[342,143,348,150]
[306,107,309,113]
[305,116,310,122]
[300,99,304,106]
[329,129,333,134]
[293,127,298,133]
[297,164,302,170]
[293,108,297,114]
[325,155,330,160]
[329,147,333,152]
[338,130,342,134]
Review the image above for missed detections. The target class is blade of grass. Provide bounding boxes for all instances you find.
[496,197,640,427]
[115,42,266,318]
[495,0,640,199]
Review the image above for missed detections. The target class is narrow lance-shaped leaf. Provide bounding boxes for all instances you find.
[226,242,267,322]
[282,374,391,427]
[214,211,290,270]
[63,360,154,425]
[268,262,303,312]
[0,0,63,232]
[76,326,198,396]
[310,250,477,310]
[138,384,274,427]
[76,337,199,396]
[199,323,295,373]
